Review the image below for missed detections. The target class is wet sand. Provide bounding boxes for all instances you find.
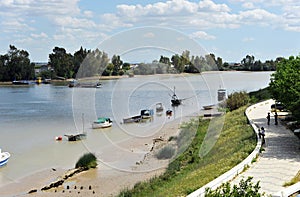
[0,108,218,197]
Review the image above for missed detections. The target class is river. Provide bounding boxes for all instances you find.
[0,71,273,187]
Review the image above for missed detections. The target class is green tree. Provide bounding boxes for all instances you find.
[216,57,223,70]
[0,45,34,81]
[73,46,89,78]
[76,49,109,78]
[269,55,300,120]
[49,47,74,79]
[171,54,184,73]
[159,56,171,65]
[241,55,255,70]
[111,55,123,76]
[205,54,217,70]
[122,62,131,70]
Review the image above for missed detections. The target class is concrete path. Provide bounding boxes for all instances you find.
[231,100,300,196]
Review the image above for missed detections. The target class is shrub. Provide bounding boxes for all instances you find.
[205,177,265,196]
[75,153,97,169]
[156,145,175,160]
[226,91,250,111]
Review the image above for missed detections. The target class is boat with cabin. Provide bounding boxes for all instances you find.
[92,117,112,129]
[155,103,164,112]
[123,109,154,124]
[171,87,182,106]
[0,149,10,167]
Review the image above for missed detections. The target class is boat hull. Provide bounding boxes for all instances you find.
[0,152,10,166]
[92,122,112,129]
[171,99,181,106]
[203,105,214,110]
[64,133,86,141]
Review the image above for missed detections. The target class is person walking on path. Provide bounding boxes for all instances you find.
[228,100,300,196]
[274,112,278,125]
[266,112,270,125]
[259,127,265,145]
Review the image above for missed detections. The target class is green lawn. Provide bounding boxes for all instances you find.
[118,105,256,197]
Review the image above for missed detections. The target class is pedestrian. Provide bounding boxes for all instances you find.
[274,112,278,125]
[266,112,270,125]
[260,127,265,144]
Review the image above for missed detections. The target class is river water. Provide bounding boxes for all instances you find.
[0,71,273,187]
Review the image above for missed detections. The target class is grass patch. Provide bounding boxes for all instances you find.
[283,170,300,187]
[117,106,256,197]
[75,152,97,169]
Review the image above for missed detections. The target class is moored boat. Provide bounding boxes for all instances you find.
[203,104,215,110]
[123,109,153,123]
[12,80,31,85]
[155,103,164,112]
[123,115,142,124]
[171,87,182,106]
[64,133,86,141]
[141,109,154,119]
[92,117,112,129]
[0,149,10,167]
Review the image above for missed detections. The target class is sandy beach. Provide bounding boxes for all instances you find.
[0,108,213,197]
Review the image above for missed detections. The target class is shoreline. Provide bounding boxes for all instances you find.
[0,71,274,86]
[0,108,214,197]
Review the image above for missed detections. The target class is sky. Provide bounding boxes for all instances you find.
[0,0,300,63]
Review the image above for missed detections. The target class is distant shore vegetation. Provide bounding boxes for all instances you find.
[0,45,286,82]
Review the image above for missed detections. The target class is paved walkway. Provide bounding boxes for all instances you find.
[231,100,300,196]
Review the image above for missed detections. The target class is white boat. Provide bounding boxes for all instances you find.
[0,149,10,167]
[156,103,164,112]
[92,117,112,129]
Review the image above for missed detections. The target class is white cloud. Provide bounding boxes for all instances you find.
[242,37,255,42]
[239,9,278,25]
[83,10,93,18]
[1,19,33,32]
[0,0,80,17]
[198,0,231,12]
[31,32,48,39]
[190,31,216,40]
[53,16,96,29]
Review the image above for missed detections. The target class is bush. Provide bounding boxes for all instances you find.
[205,177,265,196]
[75,153,97,169]
[226,91,250,111]
[156,145,175,160]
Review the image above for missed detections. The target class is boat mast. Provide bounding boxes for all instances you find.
[82,113,85,134]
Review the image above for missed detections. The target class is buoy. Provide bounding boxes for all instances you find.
[55,136,62,141]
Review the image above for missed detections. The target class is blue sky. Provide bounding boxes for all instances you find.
[0,0,299,63]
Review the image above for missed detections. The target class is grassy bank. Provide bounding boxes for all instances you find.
[119,105,256,197]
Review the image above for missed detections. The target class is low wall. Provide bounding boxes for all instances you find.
[187,102,263,197]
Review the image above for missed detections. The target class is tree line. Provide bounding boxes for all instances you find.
[0,45,286,82]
